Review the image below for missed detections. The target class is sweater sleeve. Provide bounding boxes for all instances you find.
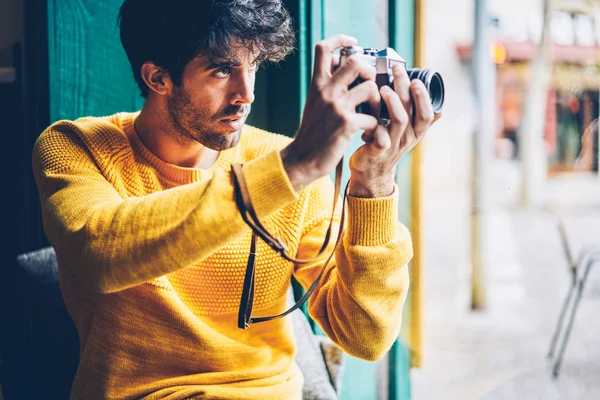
[32,125,298,294]
[292,177,412,361]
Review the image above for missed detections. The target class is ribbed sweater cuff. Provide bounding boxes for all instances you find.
[346,185,399,246]
[242,150,299,218]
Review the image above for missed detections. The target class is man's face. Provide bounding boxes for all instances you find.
[164,47,258,151]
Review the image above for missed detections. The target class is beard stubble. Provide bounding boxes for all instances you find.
[165,85,250,151]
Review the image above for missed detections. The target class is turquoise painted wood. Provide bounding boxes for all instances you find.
[47,0,143,123]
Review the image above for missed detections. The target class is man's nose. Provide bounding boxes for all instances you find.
[231,73,255,105]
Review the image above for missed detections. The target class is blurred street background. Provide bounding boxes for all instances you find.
[412,0,600,398]
[413,115,600,399]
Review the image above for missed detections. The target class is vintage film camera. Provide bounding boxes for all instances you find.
[340,46,445,124]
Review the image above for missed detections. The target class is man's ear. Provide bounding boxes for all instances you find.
[140,61,172,96]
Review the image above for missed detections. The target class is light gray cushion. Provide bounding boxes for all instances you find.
[289,292,345,399]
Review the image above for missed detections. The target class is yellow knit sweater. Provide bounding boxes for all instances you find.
[32,112,412,400]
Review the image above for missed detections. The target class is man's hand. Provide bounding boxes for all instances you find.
[281,35,380,192]
[348,64,442,197]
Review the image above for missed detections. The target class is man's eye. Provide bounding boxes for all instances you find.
[213,67,230,78]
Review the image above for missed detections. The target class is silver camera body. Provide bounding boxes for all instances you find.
[339,46,445,123]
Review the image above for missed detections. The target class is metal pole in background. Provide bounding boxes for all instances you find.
[470,0,494,310]
[519,0,552,205]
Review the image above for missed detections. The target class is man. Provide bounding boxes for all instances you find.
[32,0,438,398]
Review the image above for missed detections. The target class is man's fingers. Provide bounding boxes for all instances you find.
[370,125,392,149]
[392,63,412,115]
[380,85,409,146]
[350,113,379,133]
[346,80,380,108]
[361,130,374,142]
[331,54,377,89]
[410,80,435,134]
[318,34,358,53]
[361,126,392,150]
[313,34,358,82]
[331,54,340,74]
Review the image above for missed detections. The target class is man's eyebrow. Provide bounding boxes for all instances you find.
[200,54,262,71]
[203,60,241,71]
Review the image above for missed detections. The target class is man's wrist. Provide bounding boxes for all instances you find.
[348,174,395,198]
[280,147,315,193]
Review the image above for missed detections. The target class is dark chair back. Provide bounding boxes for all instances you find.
[1,247,79,399]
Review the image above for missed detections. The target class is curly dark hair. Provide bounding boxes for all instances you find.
[118,0,296,98]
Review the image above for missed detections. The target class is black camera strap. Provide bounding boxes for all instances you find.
[231,160,347,329]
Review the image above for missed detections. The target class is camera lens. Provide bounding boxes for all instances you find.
[407,68,445,114]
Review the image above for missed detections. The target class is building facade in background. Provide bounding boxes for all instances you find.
[428,0,599,174]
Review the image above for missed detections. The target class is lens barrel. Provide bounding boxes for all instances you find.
[407,68,445,114]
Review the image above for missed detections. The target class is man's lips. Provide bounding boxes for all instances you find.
[219,115,247,130]
[219,114,247,122]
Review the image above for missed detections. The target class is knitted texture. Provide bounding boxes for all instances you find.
[32,112,413,400]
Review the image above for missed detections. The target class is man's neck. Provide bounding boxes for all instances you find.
[134,100,220,170]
